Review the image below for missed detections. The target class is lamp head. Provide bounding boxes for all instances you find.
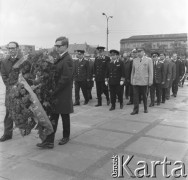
[102,13,106,15]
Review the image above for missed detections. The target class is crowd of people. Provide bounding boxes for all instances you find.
[0,37,187,149]
[73,46,188,115]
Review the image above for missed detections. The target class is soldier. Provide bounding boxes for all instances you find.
[84,53,94,100]
[166,55,176,100]
[0,42,23,142]
[93,46,110,106]
[149,52,165,107]
[105,50,125,111]
[171,53,183,97]
[131,48,153,115]
[73,50,90,105]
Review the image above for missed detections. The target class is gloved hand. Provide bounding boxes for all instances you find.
[105,81,108,86]
[92,77,95,81]
[120,81,124,86]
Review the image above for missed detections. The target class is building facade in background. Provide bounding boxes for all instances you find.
[120,33,188,56]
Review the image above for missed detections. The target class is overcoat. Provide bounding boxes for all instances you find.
[106,59,125,85]
[93,55,110,81]
[53,52,73,114]
[162,60,171,88]
[1,54,22,106]
[131,56,153,86]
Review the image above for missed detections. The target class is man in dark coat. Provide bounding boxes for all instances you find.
[149,52,164,106]
[85,53,94,100]
[73,50,89,105]
[160,53,171,103]
[105,50,125,111]
[171,53,183,97]
[93,46,110,106]
[166,56,176,100]
[37,36,73,149]
[0,41,22,142]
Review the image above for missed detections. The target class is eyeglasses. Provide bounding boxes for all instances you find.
[8,47,17,50]
[54,45,63,48]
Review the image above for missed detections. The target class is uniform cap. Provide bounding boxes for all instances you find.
[76,50,85,54]
[96,46,105,50]
[109,49,119,55]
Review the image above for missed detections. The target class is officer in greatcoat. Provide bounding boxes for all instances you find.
[73,50,90,105]
[84,53,94,100]
[93,46,110,106]
[130,48,153,115]
[105,50,125,111]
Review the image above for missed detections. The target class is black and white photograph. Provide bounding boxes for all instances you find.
[0,0,188,179]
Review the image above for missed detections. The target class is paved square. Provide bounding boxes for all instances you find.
[74,129,132,148]
[30,143,107,172]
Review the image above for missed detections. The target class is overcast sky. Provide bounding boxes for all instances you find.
[0,0,187,50]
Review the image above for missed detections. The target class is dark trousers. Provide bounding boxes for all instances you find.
[96,81,109,103]
[75,81,88,103]
[172,79,179,95]
[87,81,94,99]
[125,84,130,98]
[162,88,167,102]
[4,109,13,136]
[109,85,123,106]
[46,113,70,143]
[166,80,173,99]
[133,85,148,112]
[129,84,133,103]
[150,83,162,104]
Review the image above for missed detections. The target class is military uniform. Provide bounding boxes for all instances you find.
[150,60,165,106]
[94,55,110,105]
[106,58,125,109]
[131,53,153,114]
[87,58,94,100]
[73,58,90,104]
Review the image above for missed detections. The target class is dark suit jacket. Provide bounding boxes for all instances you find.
[88,59,94,80]
[173,60,183,81]
[73,58,89,81]
[123,58,132,85]
[153,60,165,84]
[106,60,125,85]
[94,55,110,81]
[53,52,73,114]
[162,60,171,88]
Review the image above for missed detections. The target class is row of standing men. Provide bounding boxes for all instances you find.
[73,46,187,114]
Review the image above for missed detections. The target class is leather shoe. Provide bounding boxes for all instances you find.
[130,111,138,115]
[161,101,165,103]
[109,106,115,111]
[144,109,148,113]
[59,137,69,145]
[95,104,102,107]
[107,100,110,106]
[0,135,12,142]
[157,102,160,106]
[149,103,154,107]
[83,101,88,105]
[73,102,80,106]
[120,103,123,109]
[126,102,133,105]
[36,142,54,149]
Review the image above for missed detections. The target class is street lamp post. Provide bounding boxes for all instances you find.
[102,13,113,51]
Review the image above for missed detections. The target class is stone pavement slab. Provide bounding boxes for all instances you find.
[30,143,107,172]
[73,129,132,148]
[146,125,188,142]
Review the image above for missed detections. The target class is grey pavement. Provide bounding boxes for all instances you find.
[0,76,188,180]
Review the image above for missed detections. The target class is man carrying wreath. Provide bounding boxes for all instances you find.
[36,36,74,149]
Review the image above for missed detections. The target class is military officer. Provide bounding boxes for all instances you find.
[130,48,153,115]
[73,50,90,105]
[84,53,94,100]
[105,50,125,111]
[149,52,165,107]
[93,46,110,106]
